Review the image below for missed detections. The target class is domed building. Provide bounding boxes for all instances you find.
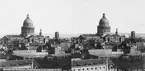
[97,13,111,36]
[21,14,35,37]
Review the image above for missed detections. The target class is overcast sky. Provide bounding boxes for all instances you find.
[0,0,145,37]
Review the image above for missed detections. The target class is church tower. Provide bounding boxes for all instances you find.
[115,28,118,35]
[21,14,35,37]
[97,13,111,36]
[39,29,42,36]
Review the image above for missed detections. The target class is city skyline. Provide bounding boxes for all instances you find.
[0,0,145,37]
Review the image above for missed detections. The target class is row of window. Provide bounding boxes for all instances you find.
[72,66,106,71]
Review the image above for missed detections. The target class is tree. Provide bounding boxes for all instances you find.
[137,42,145,52]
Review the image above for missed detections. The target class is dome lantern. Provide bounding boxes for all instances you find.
[26,14,30,19]
[103,13,106,18]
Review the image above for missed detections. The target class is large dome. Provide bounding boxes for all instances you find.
[99,13,109,27]
[23,14,34,28]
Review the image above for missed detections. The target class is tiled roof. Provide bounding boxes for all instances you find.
[13,50,48,58]
[0,59,33,67]
[60,43,70,51]
[88,49,122,58]
[71,58,106,67]
[27,35,44,38]
[0,53,7,59]
[2,69,62,71]
[82,34,97,36]
[5,35,21,37]
[51,53,71,57]
[3,35,24,40]
[81,34,100,39]
[27,46,38,50]
[111,57,143,69]
[13,50,70,58]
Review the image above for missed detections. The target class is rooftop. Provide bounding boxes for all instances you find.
[2,69,62,71]
[71,58,106,67]
[13,50,71,58]
[13,50,48,58]
[111,57,143,69]
[0,59,33,67]
[0,53,7,59]
[88,49,123,58]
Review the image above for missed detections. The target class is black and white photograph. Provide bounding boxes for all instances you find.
[0,0,145,71]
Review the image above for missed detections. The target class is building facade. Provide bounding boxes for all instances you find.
[71,58,108,71]
[72,64,107,71]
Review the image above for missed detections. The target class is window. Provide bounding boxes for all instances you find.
[91,68,93,70]
[95,67,97,70]
[78,69,80,71]
[87,68,89,70]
